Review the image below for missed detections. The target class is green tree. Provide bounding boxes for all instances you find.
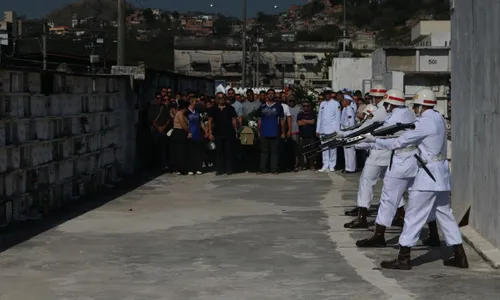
[301,0,326,20]
[213,16,234,36]
[296,25,342,42]
[142,8,155,27]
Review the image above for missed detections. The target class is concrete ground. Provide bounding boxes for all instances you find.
[0,171,499,300]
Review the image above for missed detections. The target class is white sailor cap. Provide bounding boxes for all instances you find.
[343,95,354,102]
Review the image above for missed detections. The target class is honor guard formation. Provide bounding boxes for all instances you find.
[316,85,467,270]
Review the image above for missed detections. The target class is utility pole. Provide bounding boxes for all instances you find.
[343,0,346,52]
[241,0,247,87]
[42,23,47,70]
[256,42,260,87]
[117,0,126,65]
[281,63,285,89]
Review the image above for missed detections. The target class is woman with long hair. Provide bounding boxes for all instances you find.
[186,97,207,175]
[170,100,190,175]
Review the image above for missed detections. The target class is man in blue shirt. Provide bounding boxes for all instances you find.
[256,89,285,174]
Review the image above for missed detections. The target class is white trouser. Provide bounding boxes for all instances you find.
[399,191,462,247]
[321,140,337,169]
[357,164,386,208]
[375,176,413,227]
[343,146,356,172]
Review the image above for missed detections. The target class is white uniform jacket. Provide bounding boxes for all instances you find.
[362,106,418,178]
[351,103,391,166]
[371,109,450,191]
[316,99,341,135]
[341,105,356,129]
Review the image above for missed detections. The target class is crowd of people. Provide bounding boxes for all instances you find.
[146,86,375,176]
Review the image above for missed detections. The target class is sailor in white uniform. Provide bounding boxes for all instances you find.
[354,89,419,247]
[316,89,341,172]
[341,87,404,228]
[340,94,357,173]
[362,88,468,270]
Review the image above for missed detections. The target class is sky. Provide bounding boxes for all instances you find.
[0,0,308,19]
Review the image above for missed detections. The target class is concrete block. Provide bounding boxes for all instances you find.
[28,72,41,94]
[48,163,56,184]
[462,225,500,269]
[0,122,5,146]
[4,199,13,225]
[20,145,32,167]
[63,182,73,201]
[0,148,7,172]
[62,139,74,158]
[89,95,96,112]
[7,148,20,170]
[0,174,4,197]
[9,72,23,93]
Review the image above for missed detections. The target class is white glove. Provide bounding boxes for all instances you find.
[362,133,377,143]
[335,131,344,138]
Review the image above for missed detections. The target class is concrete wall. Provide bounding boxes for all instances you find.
[411,21,451,42]
[0,70,136,225]
[371,48,387,77]
[451,0,500,249]
[331,58,372,91]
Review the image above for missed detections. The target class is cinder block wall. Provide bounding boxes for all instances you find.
[0,70,135,225]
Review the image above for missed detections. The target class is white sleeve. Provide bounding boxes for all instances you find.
[282,104,291,117]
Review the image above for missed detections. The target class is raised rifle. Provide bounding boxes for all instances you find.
[304,121,384,158]
[343,122,416,146]
[341,119,365,132]
[302,132,338,149]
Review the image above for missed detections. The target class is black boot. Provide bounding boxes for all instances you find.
[391,206,405,228]
[422,221,441,247]
[356,223,387,247]
[344,207,369,229]
[381,246,412,270]
[345,207,360,217]
[444,244,469,268]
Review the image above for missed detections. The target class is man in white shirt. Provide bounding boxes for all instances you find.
[316,89,341,172]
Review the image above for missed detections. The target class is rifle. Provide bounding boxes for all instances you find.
[305,122,413,158]
[343,122,415,146]
[303,121,384,158]
[302,132,338,149]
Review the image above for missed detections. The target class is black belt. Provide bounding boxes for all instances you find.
[389,150,395,170]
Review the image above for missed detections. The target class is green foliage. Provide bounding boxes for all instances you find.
[291,84,318,105]
[301,0,326,20]
[213,16,235,36]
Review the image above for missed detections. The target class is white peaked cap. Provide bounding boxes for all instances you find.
[215,84,225,94]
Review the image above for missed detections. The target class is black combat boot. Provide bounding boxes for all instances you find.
[422,221,441,247]
[356,223,387,247]
[444,244,469,268]
[381,246,412,270]
[344,207,360,217]
[391,206,405,228]
[344,207,369,229]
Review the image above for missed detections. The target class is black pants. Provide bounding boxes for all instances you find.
[356,149,368,170]
[260,137,280,172]
[187,139,204,173]
[299,136,316,169]
[150,131,168,169]
[170,129,188,174]
[215,136,233,174]
[335,146,345,170]
[240,144,259,172]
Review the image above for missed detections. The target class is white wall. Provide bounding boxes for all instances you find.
[331,57,372,91]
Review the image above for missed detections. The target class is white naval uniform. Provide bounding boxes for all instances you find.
[341,105,357,172]
[316,99,341,170]
[350,102,395,209]
[361,106,418,227]
[371,109,462,246]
